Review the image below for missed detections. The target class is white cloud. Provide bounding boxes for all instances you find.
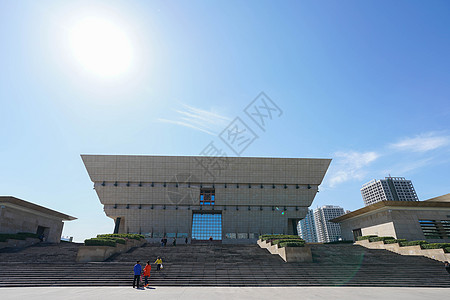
[324,132,449,189]
[158,104,231,136]
[327,151,380,188]
[390,132,450,153]
[383,157,434,176]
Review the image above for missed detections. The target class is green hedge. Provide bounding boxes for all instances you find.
[357,235,377,241]
[368,236,395,242]
[84,238,117,247]
[97,234,144,240]
[0,233,39,242]
[279,241,305,248]
[325,240,354,244]
[399,240,428,247]
[444,247,450,253]
[420,243,450,250]
[384,239,407,244]
[17,232,39,238]
[259,234,302,241]
[98,237,126,245]
[271,239,304,246]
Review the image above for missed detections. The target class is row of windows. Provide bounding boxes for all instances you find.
[108,204,302,211]
[135,232,273,239]
[419,220,450,239]
[96,181,313,189]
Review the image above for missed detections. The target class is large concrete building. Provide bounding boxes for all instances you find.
[361,176,418,206]
[0,196,76,243]
[332,193,450,242]
[82,155,331,243]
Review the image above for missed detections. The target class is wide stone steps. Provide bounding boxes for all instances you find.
[0,243,449,287]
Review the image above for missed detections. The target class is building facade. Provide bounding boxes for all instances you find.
[332,193,450,242]
[361,177,419,206]
[297,209,318,243]
[313,205,345,243]
[82,155,331,244]
[0,196,76,243]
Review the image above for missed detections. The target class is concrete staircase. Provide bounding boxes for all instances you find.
[0,243,449,287]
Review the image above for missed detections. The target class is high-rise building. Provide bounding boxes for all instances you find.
[361,176,419,206]
[297,209,318,243]
[313,205,345,243]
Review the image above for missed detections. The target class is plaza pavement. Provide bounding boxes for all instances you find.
[0,286,448,300]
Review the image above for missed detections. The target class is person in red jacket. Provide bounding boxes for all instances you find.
[143,261,151,287]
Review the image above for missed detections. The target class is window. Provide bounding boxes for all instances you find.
[192,213,222,240]
[200,188,215,205]
[419,220,450,239]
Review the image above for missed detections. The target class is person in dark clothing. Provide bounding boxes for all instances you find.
[445,262,450,275]
[163,238,167,246]
[172,238,176,246]
[185,237,188,244]
[133,261,142,288]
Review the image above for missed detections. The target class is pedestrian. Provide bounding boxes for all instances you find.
[133,261,142,288]
[163,237,167,247]
[155,256,163,271]
[185,237,188,245]
[172,237,176,246]
[445,262,450,275]
[143,261,151,287]
[160,238,164,247]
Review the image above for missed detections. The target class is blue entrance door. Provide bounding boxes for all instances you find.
[192,213,222,240]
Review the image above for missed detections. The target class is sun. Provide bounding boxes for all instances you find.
[69,17,134,78]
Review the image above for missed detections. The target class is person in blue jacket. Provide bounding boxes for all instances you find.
[133,261,142,288]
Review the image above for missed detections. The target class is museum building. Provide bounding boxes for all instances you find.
[82,155,331,243]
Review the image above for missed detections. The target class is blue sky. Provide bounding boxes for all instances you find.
[1,0,449,242]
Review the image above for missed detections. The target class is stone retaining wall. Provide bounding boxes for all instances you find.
[257,239,312,262]
[355,239,450,262]
[76,239,145,262]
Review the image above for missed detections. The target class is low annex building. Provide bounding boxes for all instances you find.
[0,196,77,243]
[82,155,331,243]
[332,193,450,242]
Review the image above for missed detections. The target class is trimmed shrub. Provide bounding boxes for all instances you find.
[399,240,428,247]
[384,239,407,244]
[279,241,305,248]
[0,235,11,242]
[84,238,116,247]
[271,239,304,246]
[368,236,395,242]
[420,243,450,250]
[99,237,126,245]
[0,233,38,242]
[17,232,39,238]
[444,247,450,253]
[260,234,302,241]
[325,240,354,244]
[97,234,144,241]
[357,235,377,241]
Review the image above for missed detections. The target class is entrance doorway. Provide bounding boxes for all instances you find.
[191,212,222,241]
[352,228,362,241]
[36,226,49,241]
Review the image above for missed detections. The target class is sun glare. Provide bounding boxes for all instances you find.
[69,17,133,78]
